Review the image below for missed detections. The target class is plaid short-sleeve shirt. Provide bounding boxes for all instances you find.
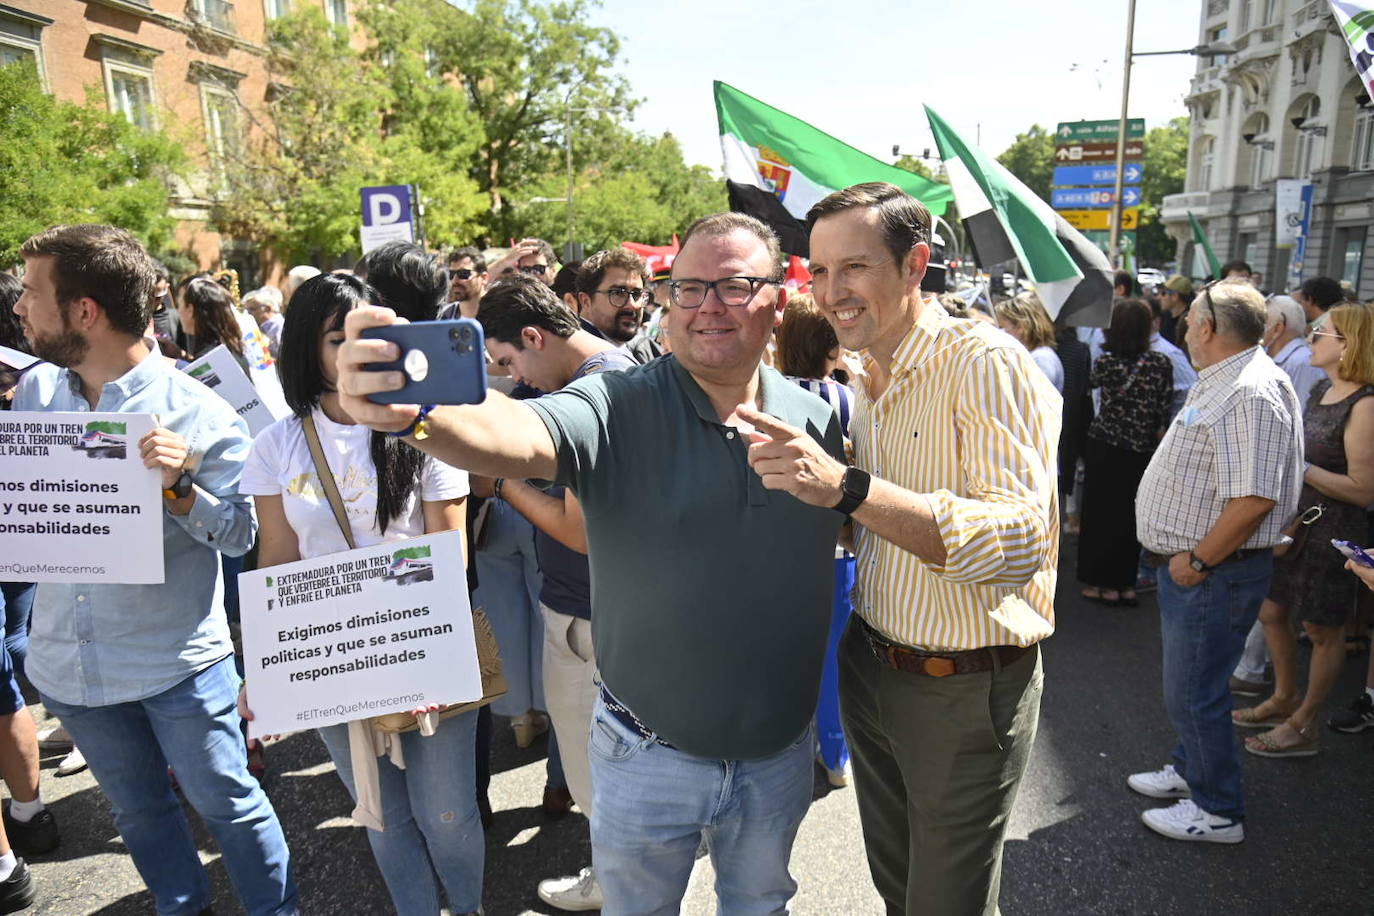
[1135,347,1304,554]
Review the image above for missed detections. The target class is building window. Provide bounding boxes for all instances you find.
[0,7,50,88]
[1290,95,1321,179]
[1334,226,1366,293]
[1239,0,1252,31]
[263,0,291,19]
[1209,26,1229,66]
[1260,0,1277,24]
[1251,142,1272,188]
[201,86,241,176]
[325,0,347,27]
[1353,108,1374,172]
[1198,136,1216,190]
[191,0,236,33]
[105,62,156,130]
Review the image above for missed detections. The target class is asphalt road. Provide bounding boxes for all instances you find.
[17,544,1374,915]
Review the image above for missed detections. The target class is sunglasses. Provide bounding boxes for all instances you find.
[517,264,549,276]
[450,268,476,280]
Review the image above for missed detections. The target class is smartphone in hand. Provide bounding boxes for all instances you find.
[362,319,488,405]
[1332,539,1374,569]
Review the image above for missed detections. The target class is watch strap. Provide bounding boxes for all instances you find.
[833,466,871,516]
[162,470,193,501]
[1188,550,1213,572]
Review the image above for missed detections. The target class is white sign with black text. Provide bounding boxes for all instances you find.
[238,530,480,738]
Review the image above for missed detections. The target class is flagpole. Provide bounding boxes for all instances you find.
[1109,0,1137,270]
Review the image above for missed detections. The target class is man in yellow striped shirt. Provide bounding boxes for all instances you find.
[741,182,1061,916]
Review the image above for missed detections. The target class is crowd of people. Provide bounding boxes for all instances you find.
[0,185,1371,916]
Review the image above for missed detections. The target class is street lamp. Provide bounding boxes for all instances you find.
[1108,0,1235,267]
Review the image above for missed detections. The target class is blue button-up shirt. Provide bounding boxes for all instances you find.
[14,352,256,706]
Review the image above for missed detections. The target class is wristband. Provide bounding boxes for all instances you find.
[387,404,437,440]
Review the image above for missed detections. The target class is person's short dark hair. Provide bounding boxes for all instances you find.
[1145,294,1164,321]
[775,293,838,379]
[1220,259,1252,278]
[478,275,580,346]
[447,246,486,274]
[355,241,448,322]
[1113,270,1134,296]
[19,224,155,338]
[805,182,931,268]
[678,213,782,276]
[179,274,245,357]
[1298,276,1343,311]
[576,248,649,298]
[1103,298,1154,359]
[279,272,423,533]
[0,273,26,353]
[551,261,583,300]
[150,260,169,284]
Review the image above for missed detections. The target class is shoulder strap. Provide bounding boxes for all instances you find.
[301,413,356,550]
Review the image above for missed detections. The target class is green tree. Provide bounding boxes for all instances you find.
[1137,116,1188,266]
[0,61,184,267]
[996,125,1055,202]
[435,0,635,239]
[505,131,725,252]
[893,155,937,181]
[212,6,486,262]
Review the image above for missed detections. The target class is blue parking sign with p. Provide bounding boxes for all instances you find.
[361,185,412,227]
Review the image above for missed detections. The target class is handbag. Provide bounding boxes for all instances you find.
[1273,503,1325,558]
[301,413,506,734]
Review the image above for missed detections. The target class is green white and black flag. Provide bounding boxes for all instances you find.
[715,81,952,257]
[925,105,1112,327]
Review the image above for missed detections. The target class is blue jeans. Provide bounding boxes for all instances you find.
[1158,551,1272,821]
[474,500,544,717]
[41,656,296,916]
[318,710,484,916]
[817,556,854,771]
[0,582,34,715]
[588,692,814,916]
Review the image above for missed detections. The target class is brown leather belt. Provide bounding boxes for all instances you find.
[855,615,1031,678]
[1140,548,1269,568]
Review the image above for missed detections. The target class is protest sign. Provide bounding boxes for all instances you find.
[184,345,286,436]
[238,530,480,738]
[235,315,291,420]
[0,411,163,583]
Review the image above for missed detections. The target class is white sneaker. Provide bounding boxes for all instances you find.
[537,867,603,912]
[55,747,87,777]
[1126,764,1191,799]
[1141,799,1244,844]
[824,762,851,788]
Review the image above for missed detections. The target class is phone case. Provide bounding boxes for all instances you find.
[362,319,489,406]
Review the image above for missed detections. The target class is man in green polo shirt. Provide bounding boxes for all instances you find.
[335,213,845,914]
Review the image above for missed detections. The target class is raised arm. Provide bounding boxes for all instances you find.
[334,306,558,481]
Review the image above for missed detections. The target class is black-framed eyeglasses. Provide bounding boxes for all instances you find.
[668,276,780,310]
[517,264,549,276]
[450,268,475,280]
[1197,280,1220,330]
[597,286,650,308]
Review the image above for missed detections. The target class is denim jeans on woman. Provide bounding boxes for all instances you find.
[318,707,484,915]
[1158,551,1272,820]
[41,656,297,916]
[588,691,814,916]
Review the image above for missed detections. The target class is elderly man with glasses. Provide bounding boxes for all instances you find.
[332,212,847,915]
[1129,279,1303,844]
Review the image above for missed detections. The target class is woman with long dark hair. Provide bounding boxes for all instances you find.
[1077,299,1173,606]
[177,275,248,372]
[237,274,483,915]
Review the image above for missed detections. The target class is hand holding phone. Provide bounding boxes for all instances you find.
[1332,539,1374,569]
[361,319,488,406]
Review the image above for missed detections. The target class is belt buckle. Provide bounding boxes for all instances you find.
[923,656,956,677]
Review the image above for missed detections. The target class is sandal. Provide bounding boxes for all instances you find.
[1080,587,1121,607]
[1244,720,1319,758]
[1119,590,1139,608]
[1232,700,1297,729]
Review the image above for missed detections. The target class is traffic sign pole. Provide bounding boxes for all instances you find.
[1110,0,1138,269]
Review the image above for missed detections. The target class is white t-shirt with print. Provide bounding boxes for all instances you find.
[241,408,469,559]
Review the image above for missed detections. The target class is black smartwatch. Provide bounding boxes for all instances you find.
[163,470,193,501]
[832,466,871,516]
[1188,550,1214,574]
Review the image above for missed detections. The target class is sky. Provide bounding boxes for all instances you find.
[588,0,1207,170]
